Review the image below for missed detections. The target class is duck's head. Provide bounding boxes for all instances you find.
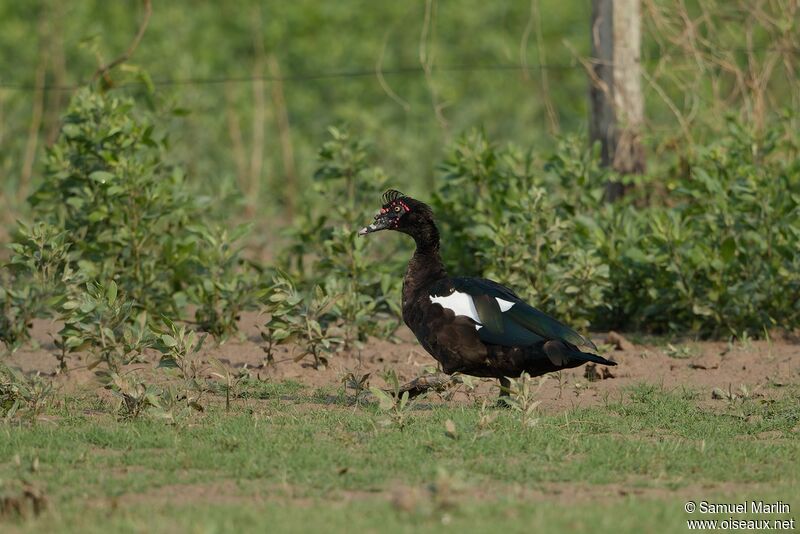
[358,189,436,240]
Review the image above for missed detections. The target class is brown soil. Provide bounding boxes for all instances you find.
[6,313,800,412]
[100,477,781,511]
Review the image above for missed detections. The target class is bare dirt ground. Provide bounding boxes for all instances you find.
[7,312,800,412]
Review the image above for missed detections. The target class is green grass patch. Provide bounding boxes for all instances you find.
[1,382,798,533]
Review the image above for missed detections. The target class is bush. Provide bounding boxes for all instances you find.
[279,127,403,348]
[59,281,151,372]
[2,87,256,352]
[260,272,342,369]
[596,121,800,335]
[28,89,196,317]
[433,123,800,337]
[1,222,77,352]
[433,131,611,329]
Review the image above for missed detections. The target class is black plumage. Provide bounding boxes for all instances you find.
[359,189,616,391]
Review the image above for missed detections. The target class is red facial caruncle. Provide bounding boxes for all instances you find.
[381,200,410,228]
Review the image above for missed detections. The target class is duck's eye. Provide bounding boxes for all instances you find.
[393,205,401,213]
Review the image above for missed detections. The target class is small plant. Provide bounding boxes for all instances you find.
[0,364,54,421]
[341,369,371,404]
[16,87,254,345]
[260,273,304,364]
[208,357,243,413]
[733,330,754,350]
[0,283,34,354]
[501,372,546,428]
[155,319,207,382]
[711,384,761,407]
[155,319,208,409]
[183,224,259,341]
[441,373,476,402]
[59,281,151,372]
[1,222,77,353]
[317,229,401,349]
[553,370,567,399]
[98,371,167,421]
[281,127,402,347]
[472,399,498,442]
[664,343,694,359]
[261,274,342,369]
[7,222,74,296]
[370,370,419,431]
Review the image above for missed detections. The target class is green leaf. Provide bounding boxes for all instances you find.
[62,301,80,311]
[192,332,208,353]
[61,123,81,138]
[692,304,714,317]
[272,329,291,341]
[624,247,649,263]
[157,356,179,368]
[399,391,409,410]
[89,171,115,183]
[720,237,736,262]
[87,210,107,223]
[65,197,84,209]
[103,327,116,344]
[107,281,118,305]
[160,334,177,347]
[370,387,395,411]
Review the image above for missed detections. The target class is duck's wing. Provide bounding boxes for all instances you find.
[436,277,598,352]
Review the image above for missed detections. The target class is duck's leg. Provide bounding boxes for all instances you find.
[498,377,511,398]
[495,377,512,407]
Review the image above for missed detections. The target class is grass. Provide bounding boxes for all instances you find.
[1,382,798,533]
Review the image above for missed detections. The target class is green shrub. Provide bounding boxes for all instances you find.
[180,224,260,341]
[4,87,255,348]
[59,281,151,372]
[1,222,76,352]
[0,277,36,353]
[281,127,402,348]
[433,124,800,336]
[28,89,196,317]
[597,120,800,335]
[433,131,611,328]
[0,363,53,421]
[260,272,343,369]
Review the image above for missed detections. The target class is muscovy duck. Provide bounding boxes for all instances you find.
[358,189,616,393]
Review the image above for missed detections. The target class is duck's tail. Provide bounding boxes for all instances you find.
[543,340,617,367]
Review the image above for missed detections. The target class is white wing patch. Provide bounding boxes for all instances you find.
[430,292,516,331]
[430,291,481,328]
[496,297,515,312]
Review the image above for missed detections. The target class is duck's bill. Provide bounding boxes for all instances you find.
[358,218,390,236]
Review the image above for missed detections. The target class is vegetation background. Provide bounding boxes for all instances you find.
[2,0,798,340]
[0,2,798,532]
[1,0,797,221]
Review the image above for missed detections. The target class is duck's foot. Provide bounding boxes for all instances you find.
[396,373,453,399]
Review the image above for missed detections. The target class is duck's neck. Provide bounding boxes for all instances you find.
[402,221,448,303]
